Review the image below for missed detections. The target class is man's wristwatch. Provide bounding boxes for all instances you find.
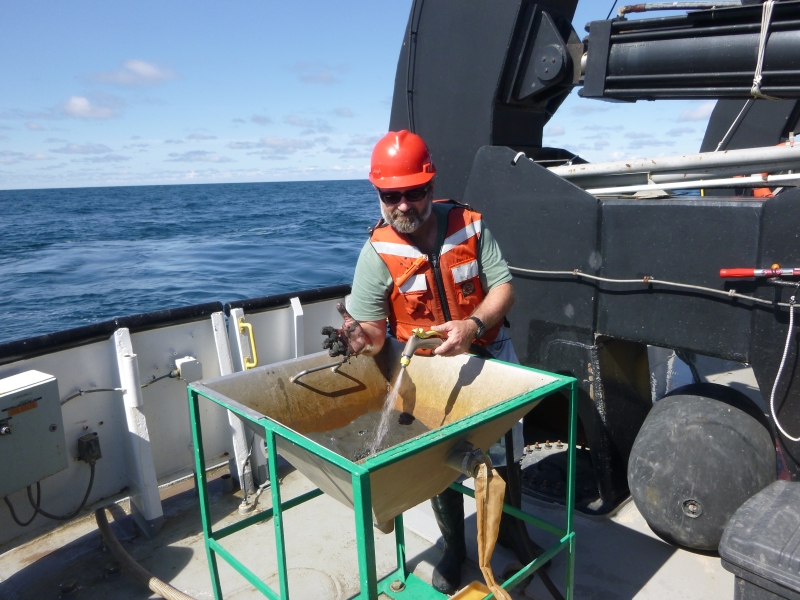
[467,316,485,340]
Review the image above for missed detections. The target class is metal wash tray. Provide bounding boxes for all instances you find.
[188,340,578,599]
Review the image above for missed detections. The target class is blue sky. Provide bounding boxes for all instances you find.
[0,1,717,190]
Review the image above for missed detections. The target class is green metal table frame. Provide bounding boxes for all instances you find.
[187,367,578,600]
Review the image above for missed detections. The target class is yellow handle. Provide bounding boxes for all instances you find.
[411,327,443,339]
[238,317,258,370]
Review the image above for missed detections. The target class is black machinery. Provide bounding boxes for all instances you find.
[388,0,800,555]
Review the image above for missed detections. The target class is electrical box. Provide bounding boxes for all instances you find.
[175,356,202,383]
[0,370,68,497]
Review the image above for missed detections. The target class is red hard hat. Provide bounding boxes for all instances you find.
[368,130,436,189]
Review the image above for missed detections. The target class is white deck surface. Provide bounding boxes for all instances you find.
[0,465,733,600]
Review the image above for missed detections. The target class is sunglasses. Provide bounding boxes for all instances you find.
[378,185,430,205]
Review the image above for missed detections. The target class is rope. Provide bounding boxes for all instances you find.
[508,266,794,308]
[751,0,779,100]
[769,292,800,441]
[715,99,753,152]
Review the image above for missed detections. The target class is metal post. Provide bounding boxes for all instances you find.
[188,389,223,600]
[211,311,255,494]
[394,513,407,581]
[290,297,304,358]
[266,429,290,599]
[549,143,800,179]
[113,328,163,537]
[565,380,578,600]
[352,470,378,599]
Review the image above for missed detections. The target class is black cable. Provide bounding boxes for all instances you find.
[3,483,40,527]
[140,369,178,388]
[61,388,121,406]
[606,0,619,19]
[27,461,96,521]
[61,369,178,405]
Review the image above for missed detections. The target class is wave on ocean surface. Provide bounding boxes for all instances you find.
[0,180,377,344]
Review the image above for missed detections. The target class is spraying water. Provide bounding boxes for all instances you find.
[368,367,406,454]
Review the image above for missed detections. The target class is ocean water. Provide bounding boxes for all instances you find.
[0,180,378,345]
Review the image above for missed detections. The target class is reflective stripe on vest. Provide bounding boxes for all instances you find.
[369,203,501,346]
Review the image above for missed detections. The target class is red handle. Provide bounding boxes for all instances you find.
[720,268,756,278]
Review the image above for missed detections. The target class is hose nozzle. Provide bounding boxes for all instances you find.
[401,328,444,366]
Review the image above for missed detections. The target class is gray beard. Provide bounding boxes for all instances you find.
[382,201,433,234]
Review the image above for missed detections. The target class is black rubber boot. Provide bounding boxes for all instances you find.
[430,487,466,595]
[495,465,550,569]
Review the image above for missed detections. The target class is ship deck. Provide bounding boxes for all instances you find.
[0,463,732,600]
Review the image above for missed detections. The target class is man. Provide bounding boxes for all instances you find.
[324,130,541,595]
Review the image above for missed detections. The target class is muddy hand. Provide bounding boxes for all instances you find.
[321,302,370,358]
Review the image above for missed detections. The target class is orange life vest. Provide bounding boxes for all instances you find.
[369,200,501,346]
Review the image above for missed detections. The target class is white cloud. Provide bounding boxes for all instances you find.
[285,114,314,128]
[334,107,355,118]
[678,101,716,122]
[545,125,565,136]
[91,59,177,86]
[0,150,53,164]
[166,150,233,163]
[0,134,6,141]
[227,141,259,150]
[325,147,370,159]
[254,137,314,154]
[628,138,675,150]
[251,114,272,126]
[187,133,217,141]
[72,154,131,163]
[164,139,184,144]
[284,115,332,134]
[62,96,119,119]
[625,132,653,139]
[349,134,381,146]
[583,124,620,131]
[291,61,347,85]
[226,136,316,158]
[25,122,44,131]
[0,150,23,164]
[51,143,114,154]
[571,105,610,115]
[666,127,694,137]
